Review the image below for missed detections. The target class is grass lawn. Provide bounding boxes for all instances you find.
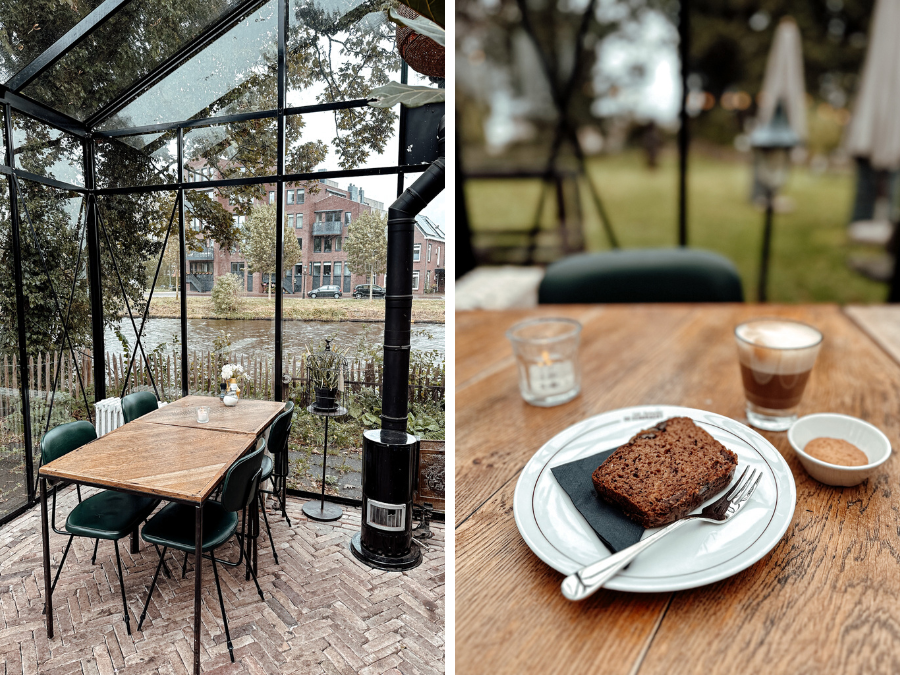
[465,150,888,304]
[145,296,445,323]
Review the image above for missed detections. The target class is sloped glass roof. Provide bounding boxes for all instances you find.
[99,1,278,130]
[22,0,251,122]
[0,0,107,83]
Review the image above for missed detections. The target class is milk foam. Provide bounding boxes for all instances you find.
[735,320,822,374]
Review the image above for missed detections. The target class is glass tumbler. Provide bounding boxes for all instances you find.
[197,406,210,423]
[735,318,823,431]
[506,317,582,407]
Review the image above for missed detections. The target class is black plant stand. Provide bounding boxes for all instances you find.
[302,404,347,522]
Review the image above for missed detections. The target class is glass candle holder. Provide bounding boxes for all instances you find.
[197,406,210,423]
[506,317,582,407]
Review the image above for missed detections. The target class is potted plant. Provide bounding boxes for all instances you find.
[307,341,347,411]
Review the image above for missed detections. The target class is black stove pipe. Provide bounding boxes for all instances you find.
[381,116,445,433]
[351,115,444,571]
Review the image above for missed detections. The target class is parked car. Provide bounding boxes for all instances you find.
[309,284,342,298]
[353,284,386,299]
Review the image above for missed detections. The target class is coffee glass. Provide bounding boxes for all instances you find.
[734,318,823,431]
[506,317,582,407]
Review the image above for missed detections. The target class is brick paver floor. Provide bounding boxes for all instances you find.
[0,486,445,674]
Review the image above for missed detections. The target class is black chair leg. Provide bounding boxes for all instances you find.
[152,544,172,579]
[138,546,167,632]
[113,542,132,635]
[76,485,82,502]
[243,532,264,600]
[91,538,99,565]
[258,492,278,565]
[210,554,235,662]
[43,534,74,614]
[182,551,189,578]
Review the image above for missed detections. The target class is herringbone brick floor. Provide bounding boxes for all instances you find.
[0,486,444,674]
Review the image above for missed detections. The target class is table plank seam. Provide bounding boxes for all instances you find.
[628,593,675,675]
[841,306,900,367]
[456,468,523,529]
[457,355,516,392]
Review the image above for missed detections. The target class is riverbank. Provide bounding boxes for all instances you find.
[143,296,445,323]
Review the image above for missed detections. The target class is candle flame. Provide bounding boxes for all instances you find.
[540,350,552,365]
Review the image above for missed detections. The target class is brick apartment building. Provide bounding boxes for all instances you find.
[183,176,445,296]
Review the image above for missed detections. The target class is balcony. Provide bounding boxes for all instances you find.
[185,244,214,260]
[313,221,343,236]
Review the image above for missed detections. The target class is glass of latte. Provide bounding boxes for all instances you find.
[734,318,823,431]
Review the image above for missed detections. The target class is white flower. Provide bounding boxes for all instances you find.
[221,363,245,380]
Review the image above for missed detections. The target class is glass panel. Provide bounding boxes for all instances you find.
[22,0,248,122]
[185,186,274,399]
[99,1,278,131]
[0,0,107,83]
[95,133,178,189]
[182,118,278,198]
[14,181,93,484]
[11,112,84,187]
[0,176,29,519]
[286,0,401,109]
[97,191,179,401]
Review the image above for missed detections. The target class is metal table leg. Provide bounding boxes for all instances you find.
[40,478,53,638]
[193,505,203,675]
[130,527,140,554]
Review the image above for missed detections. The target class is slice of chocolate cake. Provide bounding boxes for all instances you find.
[592,417,738,528]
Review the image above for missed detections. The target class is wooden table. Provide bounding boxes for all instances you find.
[457,304,900,675]
[39,396,286,675]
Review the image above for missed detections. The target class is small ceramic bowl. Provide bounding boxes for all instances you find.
[788,413,892,486]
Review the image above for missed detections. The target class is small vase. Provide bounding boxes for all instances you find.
[228,378,241,399]
[314,386,339,411]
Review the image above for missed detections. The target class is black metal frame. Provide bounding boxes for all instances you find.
[0,0,417,529]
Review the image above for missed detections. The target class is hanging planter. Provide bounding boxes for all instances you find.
[395,4,444,78]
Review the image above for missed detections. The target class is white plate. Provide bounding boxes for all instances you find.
[513,405,796,592]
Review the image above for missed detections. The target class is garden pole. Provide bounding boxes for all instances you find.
[758,190,775,302]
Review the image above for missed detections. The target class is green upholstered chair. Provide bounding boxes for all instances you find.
[41,421,160,635]
[257,401,295,563]
[139,438,266,662]
[538,249,745,304]
[121,391,159,423]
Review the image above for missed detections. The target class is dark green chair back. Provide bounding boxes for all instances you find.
[220,438,265,513]
[122,391,159,423]
[267,401,295,457]
[41,420,97,465]
[538,249,744,304]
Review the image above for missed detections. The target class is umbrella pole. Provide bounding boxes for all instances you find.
[758,190,775,302]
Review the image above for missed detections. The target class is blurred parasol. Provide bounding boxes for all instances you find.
[845,0,900,170]
[757,16,807,142]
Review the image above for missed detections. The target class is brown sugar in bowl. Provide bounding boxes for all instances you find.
[788,413,892,486]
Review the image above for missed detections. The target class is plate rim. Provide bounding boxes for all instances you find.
[513,405,797,592]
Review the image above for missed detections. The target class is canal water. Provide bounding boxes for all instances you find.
[104,318,445,362]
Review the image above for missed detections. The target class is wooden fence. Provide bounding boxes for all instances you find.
[1,350,444,408]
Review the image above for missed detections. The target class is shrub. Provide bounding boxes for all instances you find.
[211,274,243,315]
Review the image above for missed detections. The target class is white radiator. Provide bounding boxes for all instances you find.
[94,397,123,437]
[94,397,167,436]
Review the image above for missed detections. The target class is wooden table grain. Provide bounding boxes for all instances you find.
[39,421,258,503]
[141,395,286,436]
[457,304,900,675]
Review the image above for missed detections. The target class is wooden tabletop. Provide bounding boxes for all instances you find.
[39,396,285,503]
[141,395,286,435]
[457,304,900,675]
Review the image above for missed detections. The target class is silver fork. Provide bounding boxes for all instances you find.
[561,467,762,601]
